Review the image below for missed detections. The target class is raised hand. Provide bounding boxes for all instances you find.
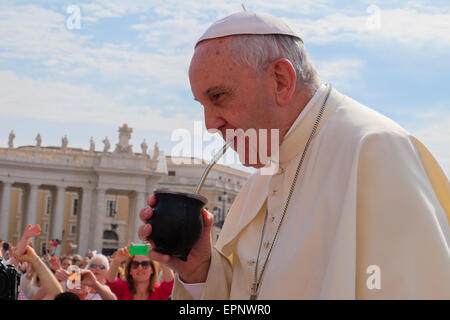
[23,224,41,238]
[12,245,38,263]
[80,269,98,287]
[112,246,130,263]
[55,268,69,282]
[50,256,62,272]
[16,224,41,256]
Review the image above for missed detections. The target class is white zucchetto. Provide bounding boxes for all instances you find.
[196,11,303,47]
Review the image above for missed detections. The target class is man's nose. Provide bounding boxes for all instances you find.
[204,108,226,132]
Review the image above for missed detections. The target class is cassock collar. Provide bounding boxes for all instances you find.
[270,83,336,170]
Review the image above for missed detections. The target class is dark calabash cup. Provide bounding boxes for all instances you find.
[146,188,208,261]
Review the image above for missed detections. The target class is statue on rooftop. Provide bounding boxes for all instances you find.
[89,137,95,154]
[102,136,110,153]
[36,133,42,148]
[114,124,133,154]
[141,139,148,157]
[61,135,68,153]
[152,142,160,161]
[8,130,15,149]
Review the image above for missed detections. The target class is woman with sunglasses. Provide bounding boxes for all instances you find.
[84,254,117,300]
[106,244,174,300]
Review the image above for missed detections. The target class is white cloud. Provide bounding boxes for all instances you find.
[315,59,364,89]
[0,71,198,133]
[0,5,191,88]
[286,5,450,50]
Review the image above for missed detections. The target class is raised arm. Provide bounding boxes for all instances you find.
[16,224,41,256]
[9,224,40,267]
[81,269,117,300]
[13,245,63,300]
[106,246,130,283]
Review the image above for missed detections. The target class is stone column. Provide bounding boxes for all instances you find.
[0,181,13,240]
[78,186,93,256]
[131,191,146,244]
[24,184,39,233]
[50,185,66,257]
[92,188,106,253]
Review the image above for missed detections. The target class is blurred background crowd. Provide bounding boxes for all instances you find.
[0,224,174,300]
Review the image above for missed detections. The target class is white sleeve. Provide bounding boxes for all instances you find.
[176,273,205,300]
[20,274,37,300]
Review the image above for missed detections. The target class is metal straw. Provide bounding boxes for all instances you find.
[194,138,234,194]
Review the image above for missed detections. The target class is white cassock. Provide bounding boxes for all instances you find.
[173,84,450,299]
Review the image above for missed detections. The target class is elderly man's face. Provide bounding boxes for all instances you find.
[189,37,279,168]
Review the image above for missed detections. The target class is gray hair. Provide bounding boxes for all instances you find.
[229,34,320,94]
[88,253,110,270]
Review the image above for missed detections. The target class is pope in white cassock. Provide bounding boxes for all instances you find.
[139,11,450,299]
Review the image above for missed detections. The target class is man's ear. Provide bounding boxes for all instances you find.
[270,58,297,106]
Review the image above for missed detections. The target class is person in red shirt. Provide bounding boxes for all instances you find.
[106,244,174,300]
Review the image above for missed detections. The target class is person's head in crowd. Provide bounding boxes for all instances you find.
[54,292,80,300]
[66,242,74,255]
[61,256,72,270]
[87,250,96,259]
[42,249,51,261]
[125,254,159,295]
[66,281,90,300]
[1,240,11,260]
[80,257,89,269]
[72,254,83,267]
[88,254,109,284]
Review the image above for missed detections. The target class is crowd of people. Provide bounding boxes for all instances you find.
[0,224,174,300]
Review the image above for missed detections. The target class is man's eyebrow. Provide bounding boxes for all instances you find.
[193,85,230,102]
[204,85,227,97]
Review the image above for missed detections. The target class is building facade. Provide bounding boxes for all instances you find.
[0,125,249,256]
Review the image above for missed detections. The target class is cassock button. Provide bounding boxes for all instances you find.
[264,241,270,249]
[248,259,256,266]
[272,189,277,195]
[269,216,275,223]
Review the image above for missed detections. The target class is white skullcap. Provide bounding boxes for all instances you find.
[196,11,303,48]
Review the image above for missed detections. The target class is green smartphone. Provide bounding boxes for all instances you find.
[129,244,149,256]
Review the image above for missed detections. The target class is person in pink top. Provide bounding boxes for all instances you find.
[106,244,174,300]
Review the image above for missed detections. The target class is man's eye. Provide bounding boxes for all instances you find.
[212,93,224,101]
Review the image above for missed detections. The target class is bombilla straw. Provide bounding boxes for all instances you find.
[194,138,234,194]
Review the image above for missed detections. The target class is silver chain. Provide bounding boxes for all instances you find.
[250,84,332,300]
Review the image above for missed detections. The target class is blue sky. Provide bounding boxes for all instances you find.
[0,0,449,176]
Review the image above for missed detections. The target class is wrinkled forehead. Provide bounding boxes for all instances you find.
[189,36,248,99]
[190,37,233,70]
